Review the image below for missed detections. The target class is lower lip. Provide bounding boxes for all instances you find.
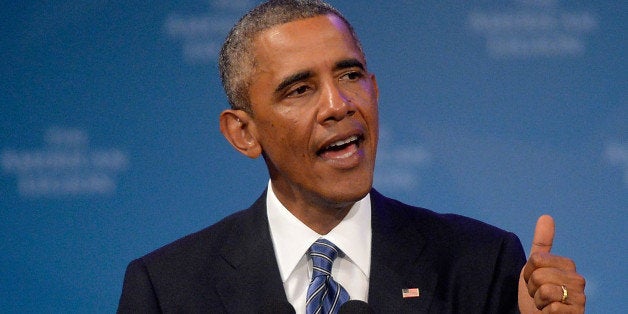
[319,143,363,168]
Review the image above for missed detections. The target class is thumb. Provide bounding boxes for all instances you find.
[530,214,555,255]
[520,215,556,309]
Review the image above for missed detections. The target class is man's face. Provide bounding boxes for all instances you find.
[246,14,379,212]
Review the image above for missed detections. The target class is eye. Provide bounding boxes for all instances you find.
[286,84,311,97]
[340,70,364,81]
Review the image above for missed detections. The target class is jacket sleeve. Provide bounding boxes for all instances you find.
[117,259,162,313]
[484,231,526,314]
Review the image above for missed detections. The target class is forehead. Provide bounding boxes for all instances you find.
[250,15,364,72]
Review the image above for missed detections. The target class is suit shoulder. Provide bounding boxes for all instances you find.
[119,194,273,311]
[138,206,257,268]
[374,191,521,247]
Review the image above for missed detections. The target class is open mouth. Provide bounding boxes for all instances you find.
[317,135,363,158]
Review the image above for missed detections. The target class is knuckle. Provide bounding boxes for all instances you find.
[529,252,545,266]
[574,274,586,288]
[564,257,576,270]
[537,284,554,301]
[529,270,544,287]
[547,302,562,312]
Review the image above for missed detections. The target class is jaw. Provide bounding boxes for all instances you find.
[268,152,375,211]
[261,118,379,219]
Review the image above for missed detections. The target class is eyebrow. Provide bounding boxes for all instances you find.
[275,71,313,94]
[334,58,365,72]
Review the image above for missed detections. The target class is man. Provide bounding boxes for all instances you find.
[118,1,586,313]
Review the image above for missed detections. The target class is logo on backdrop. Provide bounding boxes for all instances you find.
[1,127,128,198]
[374,127,431,191]
[467,0,599,58]
[164,0,255,63]
[604,142,628,189]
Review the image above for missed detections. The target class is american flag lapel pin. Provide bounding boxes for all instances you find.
[402,288,420,298]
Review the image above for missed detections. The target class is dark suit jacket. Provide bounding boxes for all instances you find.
[118,189,525,313]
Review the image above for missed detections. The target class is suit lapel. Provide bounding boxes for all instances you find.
[214,192,288,312]
[209,189,440,312]
[368,190,438,313]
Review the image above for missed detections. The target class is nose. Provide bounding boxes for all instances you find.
[316,82,355,124]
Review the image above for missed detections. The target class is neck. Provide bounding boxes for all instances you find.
[270,182,356,234]
[292,205,352,235]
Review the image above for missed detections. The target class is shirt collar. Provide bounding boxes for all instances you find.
[266,181,372,282]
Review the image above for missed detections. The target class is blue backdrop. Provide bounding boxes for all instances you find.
[1,1,625,312]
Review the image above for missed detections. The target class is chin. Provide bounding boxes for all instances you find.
[324,179,372,205]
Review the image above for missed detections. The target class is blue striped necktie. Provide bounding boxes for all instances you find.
[305,238,350,314]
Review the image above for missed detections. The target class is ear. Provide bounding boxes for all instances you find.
[219,109,262,158]
[370,73,379,100]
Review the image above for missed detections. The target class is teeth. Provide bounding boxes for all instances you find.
[327,135,358,149]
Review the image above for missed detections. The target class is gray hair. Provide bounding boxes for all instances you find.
[218,0,365,113]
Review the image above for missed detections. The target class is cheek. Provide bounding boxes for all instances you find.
[259,117,308,153]
[354,91,379,122]
[343,80,378,107]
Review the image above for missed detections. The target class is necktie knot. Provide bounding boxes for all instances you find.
[309,239,339,278]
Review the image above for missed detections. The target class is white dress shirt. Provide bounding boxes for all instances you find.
[266,181,372,314]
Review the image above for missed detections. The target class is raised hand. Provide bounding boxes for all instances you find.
[518,215,586,313]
